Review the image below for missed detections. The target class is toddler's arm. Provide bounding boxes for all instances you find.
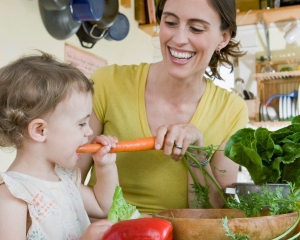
[81,135,119,218]
[0,183,28,239]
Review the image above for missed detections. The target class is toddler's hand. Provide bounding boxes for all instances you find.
[79,219,113,240]
[91,135,118,167]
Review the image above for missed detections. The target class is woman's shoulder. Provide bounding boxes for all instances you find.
[92,63,150,79]
[207,79,245,105]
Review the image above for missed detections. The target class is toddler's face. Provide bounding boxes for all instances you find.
[43,90,93,168]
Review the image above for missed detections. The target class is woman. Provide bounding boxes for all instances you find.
[79,0,248,215]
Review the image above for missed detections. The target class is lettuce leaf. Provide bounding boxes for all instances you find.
[108,186,142,223]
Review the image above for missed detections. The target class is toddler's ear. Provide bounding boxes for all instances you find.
[27,119,47,142]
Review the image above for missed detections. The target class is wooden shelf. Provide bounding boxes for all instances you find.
[252,71,300,80]
[249,121,291,130]
[253,60,300,122]
[121,0,131,8]
[139,5,300,35]
[138,23,159,36]
[237,5,300,26]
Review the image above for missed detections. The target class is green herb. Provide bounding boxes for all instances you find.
[221,217,250,240]
[225,182,300,217]
[182,145,223,208]
[224,116,300,186]
[108,186,143,223]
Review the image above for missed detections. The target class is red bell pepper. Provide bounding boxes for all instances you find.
[102,218,173,240]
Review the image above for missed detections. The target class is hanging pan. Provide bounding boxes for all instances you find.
[105,13,130,41]
[39,0,69,11]
[70,0,105,21]
[76,21,108,48]
[89,0,119,29]
[39,0,80,40]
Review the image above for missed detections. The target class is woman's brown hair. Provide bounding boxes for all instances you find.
[156,0,246,80]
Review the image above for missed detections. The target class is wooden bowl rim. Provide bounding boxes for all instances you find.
[153,208,298,220]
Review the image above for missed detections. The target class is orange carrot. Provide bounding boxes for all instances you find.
[76,136,157,153]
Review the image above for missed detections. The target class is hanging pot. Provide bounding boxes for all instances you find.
[39,0,80,40]
[76,21,108,48]
[39,0,69,11]
[105,13,130,41]
[89,0,119,29]
[70,0,105,21]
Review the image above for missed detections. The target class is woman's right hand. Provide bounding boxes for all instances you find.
[154,123,203,161]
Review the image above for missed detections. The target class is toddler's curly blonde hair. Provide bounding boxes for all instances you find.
[0,51,94,149]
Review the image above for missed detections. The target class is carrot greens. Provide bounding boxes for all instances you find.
[222,217,249,240]
[182,144,225,208]
[225,182,300,217]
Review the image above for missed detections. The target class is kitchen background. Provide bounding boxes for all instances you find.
[0,0,300,179]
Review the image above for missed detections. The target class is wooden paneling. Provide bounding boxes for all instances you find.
[121,0,131,8]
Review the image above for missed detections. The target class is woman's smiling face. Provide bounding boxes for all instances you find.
[159,0,230,79]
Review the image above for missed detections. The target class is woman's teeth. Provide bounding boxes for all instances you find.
[170,49,195,59]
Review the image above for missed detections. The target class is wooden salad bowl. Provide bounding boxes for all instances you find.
[153,209,298,240]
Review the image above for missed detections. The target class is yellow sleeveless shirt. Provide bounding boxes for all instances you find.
[89,63,248,214]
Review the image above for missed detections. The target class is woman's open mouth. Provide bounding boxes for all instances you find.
[169,47,195,61]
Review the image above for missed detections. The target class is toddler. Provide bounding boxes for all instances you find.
[0,51,119,239]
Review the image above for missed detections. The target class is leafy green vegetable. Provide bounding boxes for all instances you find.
[224,116,300,186]
[108,186,142,223]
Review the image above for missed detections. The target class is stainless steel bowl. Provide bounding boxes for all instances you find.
[232,182,290,198]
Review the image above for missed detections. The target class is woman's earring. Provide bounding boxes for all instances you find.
[215,47,221,55]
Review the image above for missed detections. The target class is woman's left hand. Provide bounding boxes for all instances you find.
[154,123,203,160]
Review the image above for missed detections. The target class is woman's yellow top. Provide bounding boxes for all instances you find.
[89,63,249,214]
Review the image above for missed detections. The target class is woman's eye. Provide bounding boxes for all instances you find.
[190,26,204,33]
[79,122,87,127]
[165,20,178,27]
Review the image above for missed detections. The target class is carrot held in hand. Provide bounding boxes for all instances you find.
[76,136,157,153]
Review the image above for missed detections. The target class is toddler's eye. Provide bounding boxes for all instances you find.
[79,122,87,127]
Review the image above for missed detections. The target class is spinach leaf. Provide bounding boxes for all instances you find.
[224,116,300,186]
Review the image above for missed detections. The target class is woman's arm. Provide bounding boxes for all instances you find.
[0,184,28,240]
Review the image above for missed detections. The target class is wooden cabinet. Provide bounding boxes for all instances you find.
[138,5,300,36]
[252,60,300,122]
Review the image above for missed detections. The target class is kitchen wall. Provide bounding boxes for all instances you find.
[0,0,156,171]
[0,0,155,66]
[0,0,299,171]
